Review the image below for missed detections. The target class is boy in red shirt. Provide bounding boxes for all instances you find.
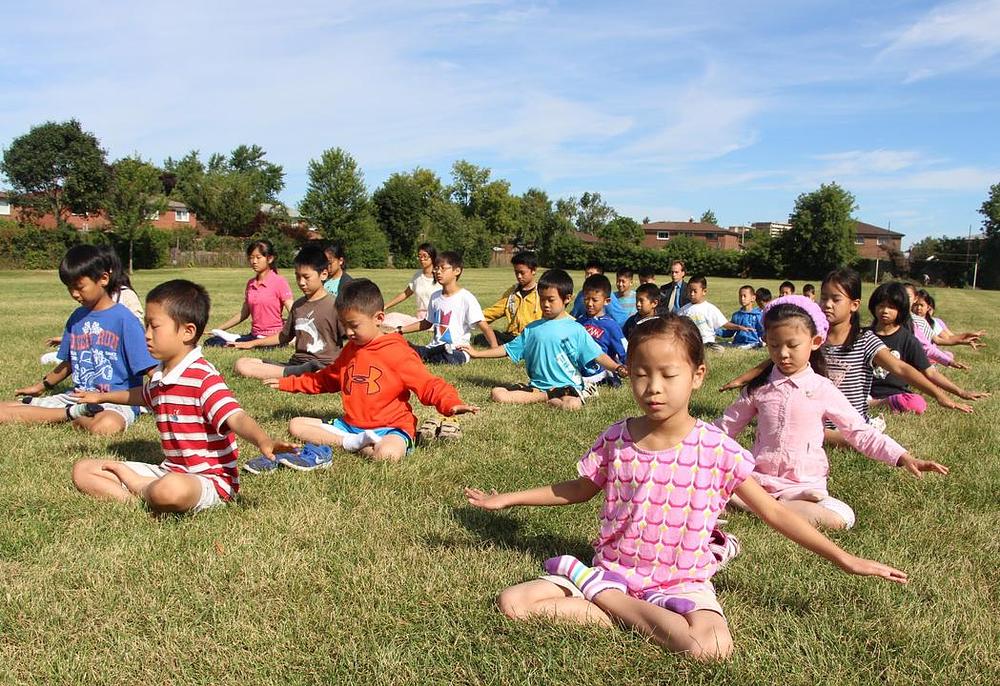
[266,279,478,464]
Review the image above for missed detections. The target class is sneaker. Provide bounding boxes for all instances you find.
[278,443,334,471]
[708,528,741,570]
[243,455,282,475]
[40,351,60,365]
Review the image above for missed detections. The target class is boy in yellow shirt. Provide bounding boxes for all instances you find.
[480,251,542,345]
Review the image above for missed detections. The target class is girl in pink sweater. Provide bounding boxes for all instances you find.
[715,296,947,530]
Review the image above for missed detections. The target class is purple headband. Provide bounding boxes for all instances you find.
[763,294,829,342]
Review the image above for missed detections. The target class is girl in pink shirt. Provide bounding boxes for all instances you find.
[466,314,910,661]
[715,295,947,530]
[205,239,294,347]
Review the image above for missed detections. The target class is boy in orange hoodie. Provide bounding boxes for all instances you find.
[266,279,478,462]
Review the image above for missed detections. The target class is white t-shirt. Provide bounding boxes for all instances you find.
[408,271,441,320]
[425,288,483,349]
[679,301,727,344]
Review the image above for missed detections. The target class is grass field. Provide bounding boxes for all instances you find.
[1,267,998,685]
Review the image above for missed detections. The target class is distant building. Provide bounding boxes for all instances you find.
[853,220,903,259]
[640,220,741,250]
[0,192,200,231]
[751,221,792,238]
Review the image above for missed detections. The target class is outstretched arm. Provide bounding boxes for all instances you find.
[719,358,769,392]
[225,411,299,460]
[458,344,508,359]
[924,366,989,401]
[874,348,972,412]
[385,286,415,311]
[215,302,251,332]
[465,476,601,510]
[591,353,629,378]
[71,386,145,407]
[735,478,908,584]
[477,320,499,348]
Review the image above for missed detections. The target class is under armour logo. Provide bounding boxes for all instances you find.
[344,362,383,395]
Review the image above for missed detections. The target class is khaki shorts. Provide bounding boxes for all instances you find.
[120,461,225,514]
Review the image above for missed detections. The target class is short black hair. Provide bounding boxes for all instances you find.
[584,259,604,272]
[779,280,795,292]
[146,279,211,340]
[437,251,463,276]
[755,287,772,303]
[511,251,538,270]
[59,244,109,288]
[582,273,612,298]
[638,266,655,279]
[537,269,574,300]
[802,283,816,296]
[688,275,708,290]
[336,278,384,315]
[616,267,633,278]
[636,283,661,301]
[294,243,331,274]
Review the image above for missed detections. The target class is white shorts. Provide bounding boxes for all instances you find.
[27,393,139,428]
[120,461,225,514]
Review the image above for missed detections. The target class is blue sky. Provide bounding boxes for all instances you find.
[2,1,999,248]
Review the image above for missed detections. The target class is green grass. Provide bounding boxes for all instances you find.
[0,267,998,685]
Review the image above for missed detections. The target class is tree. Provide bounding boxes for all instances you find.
[979,182,1000,289]
[1,119,109,226]
[780,182,858,278]
[373,172,427,263]
[517,188,554,248]
[576,191,616,235]
[425,198,492,267]
[597,216,644,245]
[105,156,167,273]
[700,209,718,225]
[470,179,519,244]
[448,160,491,212]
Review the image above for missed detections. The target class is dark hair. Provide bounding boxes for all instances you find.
[802,283,815,296]
[537,269,574,300]
[638,266,655,280]
[59,244,109,288]
[294,244,331,274]
[511,251,538,270]
[916,289,936,328]
[868,282,912,330]
[97,244,134,298]
[739,284,755,296]
[436,251,463,276]
[822,267,863,348]
[417,242,438,264]
[688,275,708,290]
[779,280,795,292]
[584,259,604,273]
[582,273,612,298]
[747,302,828,394]
[323,241,348,271]
[336,278,384,315]
[628,313,705,371]
[146,279,211,340]
[246,239,279,272]
[636,283,661,302]
[616,267,633,278]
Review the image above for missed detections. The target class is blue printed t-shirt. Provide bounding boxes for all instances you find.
[57,303,157,404]
[575,314,627,375]
[504,317,603,391]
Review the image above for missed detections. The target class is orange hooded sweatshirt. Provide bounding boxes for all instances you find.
[277,332,463,438]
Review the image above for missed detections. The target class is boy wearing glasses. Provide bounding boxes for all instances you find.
[397,251,499,364]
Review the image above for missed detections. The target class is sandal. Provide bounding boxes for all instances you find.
[416,416,443,445]
[437,416,463,441]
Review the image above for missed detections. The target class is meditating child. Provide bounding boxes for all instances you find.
[321,241,354,298]
[71,280,294,514]
[461,269,627,411]
[5,244,158,435]
[466,315,909,661]
[779,281,795,296]
[397,251,499,364]
[266,279,478,466]
[802,283,816,301]
[717,284,764,349]
[914,290,985,349]
[231,243,343,380]
[612,268,637,319]
[481,250,542,345]
[637,266,656,285]
[622,283,660,339]
[755,287,772,310]
[571,261,628,324]
[679,276,752,351]
[576,274,628,386]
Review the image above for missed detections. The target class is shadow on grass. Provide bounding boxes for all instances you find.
[439,506,592,561]
[266,408,329,422]
[452,375,505,390]
[107,439,163,464]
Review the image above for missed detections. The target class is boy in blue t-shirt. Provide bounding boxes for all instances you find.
[610,268,637,323]
[575,273,628,386]
[717,284,764,349]
[461,269,627,410]
[4,245,157,434]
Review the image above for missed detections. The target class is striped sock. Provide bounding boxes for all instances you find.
[66,403,104,421]
[544,555,627,601]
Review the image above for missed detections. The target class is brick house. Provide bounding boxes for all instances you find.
[0,192,199,231]
[853,220,903,259]
[641,220,742,250]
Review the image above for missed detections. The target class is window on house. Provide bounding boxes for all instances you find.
[656,231,670,240]
[855,236,865,245]
[704,233,715,239]
[876,237,887,245]
[175,209,190,223]
[0,200,10,216]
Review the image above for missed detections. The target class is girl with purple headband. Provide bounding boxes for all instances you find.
[714,295,948,529]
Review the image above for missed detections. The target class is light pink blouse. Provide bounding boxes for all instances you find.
[714,365,905,499]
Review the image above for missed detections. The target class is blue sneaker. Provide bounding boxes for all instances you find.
[278,443,334,471]
[243,454,282,475]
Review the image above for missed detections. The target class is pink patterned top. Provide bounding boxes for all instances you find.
[578,419,755,595]
[714,365,906,500]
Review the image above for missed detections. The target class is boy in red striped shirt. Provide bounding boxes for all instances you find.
[71,280,295,515]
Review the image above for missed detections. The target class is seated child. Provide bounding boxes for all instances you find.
[571,261,628,324]
[397,251,498,363]
[914,290,985,349]
[611,268,637,319]
[321,241,354,298]
[576,274,628,385]
[268,279,479,464]
[755,287,772,310]
[717,284,764,348]
[802,283,816,301]
[71,280,294,514]
[232,243,343,380]
[466,315,909,661]
[679,276,752,351]
[622,283,660,340]
[461,269,627,411]
[480,250,542,345]
[637,266,656,285]
[779,280,795,296]
[5,245,158,435]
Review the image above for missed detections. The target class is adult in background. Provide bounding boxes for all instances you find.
[659,259,690,314]
[383,242,441,331]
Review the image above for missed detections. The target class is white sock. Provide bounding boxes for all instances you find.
[341,430,380,452]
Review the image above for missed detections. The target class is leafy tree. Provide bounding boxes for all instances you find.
[373,172,427,263]
[425,198,492,267]
[978,182,1000,289]
[448,160,491,212]
[470,179,519,244]
[700,209,718,225]
[517,188,554,248]
[105,156,168,273]
[1,119,110,227]
[555,196,578,221]
[739,229,785,278]
[780,182,858,278]
[576,191,616,235]
[597,216,644,245]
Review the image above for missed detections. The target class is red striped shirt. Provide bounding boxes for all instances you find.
[142,348,243,500]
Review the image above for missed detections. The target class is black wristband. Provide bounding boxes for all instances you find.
[41,376,55,391]
[396,326,403,334]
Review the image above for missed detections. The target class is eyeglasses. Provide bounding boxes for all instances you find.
[433,264,454,272]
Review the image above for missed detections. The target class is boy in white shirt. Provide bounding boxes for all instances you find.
[397,251,499,364]
[679,276,752,351]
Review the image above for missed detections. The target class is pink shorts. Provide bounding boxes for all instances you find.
[541,574,725,618]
